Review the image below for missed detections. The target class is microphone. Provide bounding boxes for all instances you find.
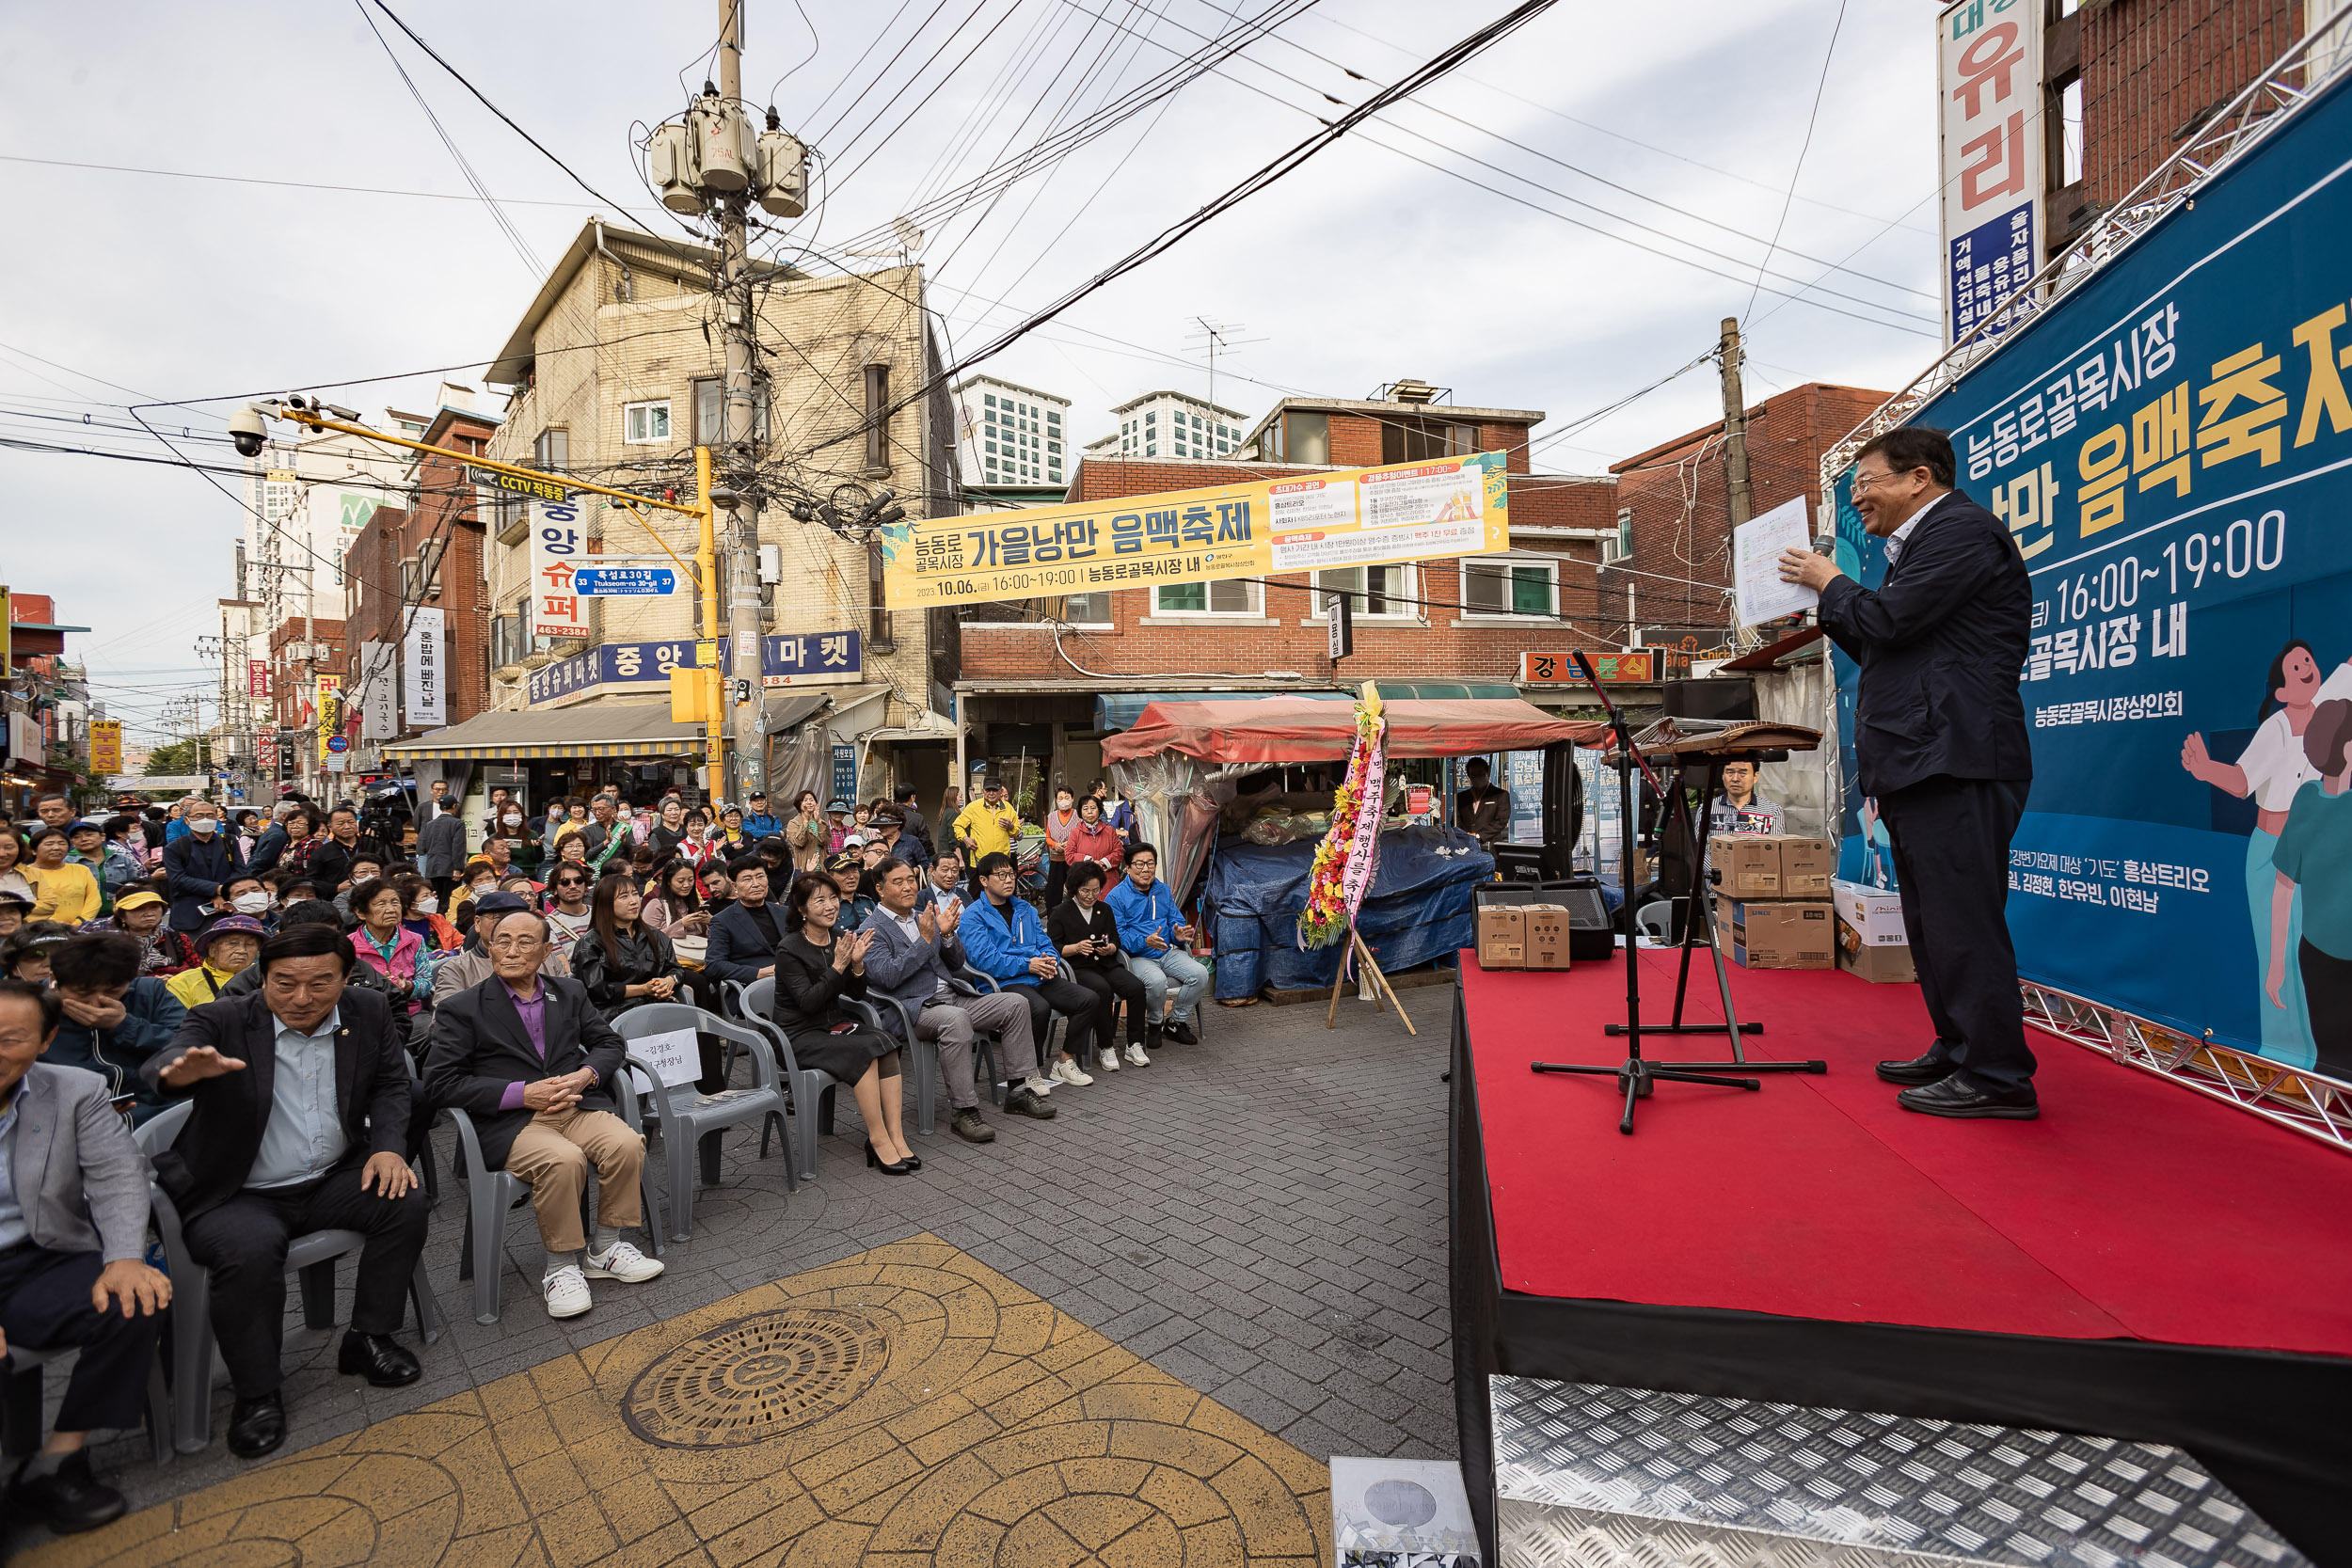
[1811,533,1836,557]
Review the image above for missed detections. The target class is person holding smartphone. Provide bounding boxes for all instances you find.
[1047,863,1151,1073]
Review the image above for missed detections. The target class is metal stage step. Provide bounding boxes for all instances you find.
[1490,1377,2306,1568]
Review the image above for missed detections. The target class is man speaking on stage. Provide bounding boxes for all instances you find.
[1778,427,2039,1119]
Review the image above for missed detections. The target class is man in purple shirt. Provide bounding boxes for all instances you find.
[422,910,661,1319]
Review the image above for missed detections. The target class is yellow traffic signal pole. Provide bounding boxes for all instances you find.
[270,406,733,789]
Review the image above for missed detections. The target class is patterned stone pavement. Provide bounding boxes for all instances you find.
[25,1237,1332,1567]
[8,983,1456,1562]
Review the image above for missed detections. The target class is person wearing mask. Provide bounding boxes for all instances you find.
[953,780,1022,893]
[1109,842,1205,1046]
[164,803,246,937]
[42,932,188,1122]
[1455,758,1513,847]
[417,799,468,899]
[702,858,784,990]
[893,784,934,863]
[166,916,270,1012]
[741,792,783,842]
[1708,759,1784,836]
[1778,425,2036,1119]
[481,786,515,843]
[143,923,429,1458]
[82,890,198,977]
[347,878,437,1021]
[786,790,827,874]
[215,874,278,935]
[918,851,964,919]
[641,860,710,939]
[390,871,458,953]
[770,872,914,1172]
[961,851,1102,1087]
[860,857,1056,1143]
[450,858,499,925]
[0,977,174,1534]
[1064,795,1125,879]
[1040,786,1080,909]
[544,864,596,947]
[1091,778,1135,842]
[1050,863,1150,1073]
[424,909,662,1320]
[0,825,33,907]
[430,893,569,1003]
[25,830,103,926]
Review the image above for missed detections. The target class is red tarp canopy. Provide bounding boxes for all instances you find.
[1101,697,1609,766]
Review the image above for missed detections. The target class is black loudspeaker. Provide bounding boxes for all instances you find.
[1661,677,1757,722]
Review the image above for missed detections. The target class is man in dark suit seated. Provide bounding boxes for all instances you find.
[700,857,783,995]
[424,910,662,1322]
[142,923,431,1459]
[1779,425,2037,1119]
[0,978,172,1532]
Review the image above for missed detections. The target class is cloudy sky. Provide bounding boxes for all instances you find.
[0,0,1946,744]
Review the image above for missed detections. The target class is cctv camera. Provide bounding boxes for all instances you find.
[229,405,268,459]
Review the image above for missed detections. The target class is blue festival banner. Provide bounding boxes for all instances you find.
[1836,69,2352,1078]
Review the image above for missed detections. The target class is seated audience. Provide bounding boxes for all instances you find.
[1050,863,1152,1073]
[165,915,269,1011]
[640,859,709,938]
[0,978,172,1532]
[424,910,662,1320]
[771,871,914,1172]
[142,924,430,1459]
[959,852,1103,1087]
[859,859,1054,1144]
[347,878,437,1018]
[1107,843,1205,1045]
[430,893,568,1004]
[45,933,188,1123]
[702,858,784,992]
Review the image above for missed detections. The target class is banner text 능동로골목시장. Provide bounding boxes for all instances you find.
[877,451,1509,610]
[1836,66,2352,1081]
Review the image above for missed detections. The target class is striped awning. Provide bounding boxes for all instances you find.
[383,701,707,762]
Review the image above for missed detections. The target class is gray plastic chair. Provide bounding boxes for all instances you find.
[612,1004,795,1240]
[726,977,837,1182]
[133,1101,445,1454]
[840,971,1009,1133]
[444,1067,663,1326]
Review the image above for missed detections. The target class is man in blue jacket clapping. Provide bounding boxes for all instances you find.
[959,852,1103,1086]
[1106,842,1203,1045]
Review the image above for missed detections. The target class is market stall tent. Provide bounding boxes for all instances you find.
[1101,697,1608,766]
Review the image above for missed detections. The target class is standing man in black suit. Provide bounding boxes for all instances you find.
[142,923,431,1458]
[424,910,661,1321]
[1779,426,2039,1119]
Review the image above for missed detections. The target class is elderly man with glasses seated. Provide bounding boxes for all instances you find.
[423,910,661,1321]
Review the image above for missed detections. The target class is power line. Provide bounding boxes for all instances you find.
[1744,0,1850,321]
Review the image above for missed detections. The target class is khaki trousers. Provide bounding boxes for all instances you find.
[504,1106,644,1254]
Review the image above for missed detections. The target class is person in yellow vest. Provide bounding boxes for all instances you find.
[953,779,1022,897]
[165,916,270,1010]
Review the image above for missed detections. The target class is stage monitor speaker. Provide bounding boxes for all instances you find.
[1662,677,1756,722]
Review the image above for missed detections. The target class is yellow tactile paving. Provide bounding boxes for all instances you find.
[26,1235,1334,1568]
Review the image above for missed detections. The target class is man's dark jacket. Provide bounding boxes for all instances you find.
[246,820,291,879]
[701,898,782,989]
[423,974,627,1171]
[140,986,414,1224]
[162,832,246,933]
[1817,491,2033,797]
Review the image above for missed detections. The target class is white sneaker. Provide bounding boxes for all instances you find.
[543,1264,593,1319]
[1124,1042,1151,1067]
[1022,1075,1058,1096]
[583,1239,665,1283]
[1051,1057,1093,1086]
[1097,1048,1120,1073]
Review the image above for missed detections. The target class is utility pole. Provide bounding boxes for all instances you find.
[1717,316,1753,531]
[719,0,765,808]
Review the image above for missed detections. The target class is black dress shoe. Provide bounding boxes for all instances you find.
[11,1450,127,1534]
[1897,1074,2040,1119]
[228,1391,288,1459]
[1002,1085,1057,1120]
[865,1140,913,1175]
[949,1108,996,1143]
[1162,1020,1198,1045]
[901,1150,924,1171]
[339,1330,422,1387]
[1875,1052,1957,1085]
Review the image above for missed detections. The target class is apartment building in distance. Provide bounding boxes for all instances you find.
[952,374,1070,502]
[1109,389,1249,461]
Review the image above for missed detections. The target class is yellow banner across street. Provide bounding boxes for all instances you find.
[879,451,1510,609]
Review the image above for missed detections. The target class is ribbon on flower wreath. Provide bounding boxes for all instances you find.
[1299,682,1387,975]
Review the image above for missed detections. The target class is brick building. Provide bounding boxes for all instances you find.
[1601,383,1890,653]
[953,386,1618,796]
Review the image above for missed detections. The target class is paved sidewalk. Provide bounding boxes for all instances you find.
[15,982,1457,1557]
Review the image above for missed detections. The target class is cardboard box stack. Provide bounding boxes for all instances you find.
[1708,834,1837,970]
[1476,902,1572,971]
[1833,879,1915,983]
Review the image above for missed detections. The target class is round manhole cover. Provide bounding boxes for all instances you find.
[624,1307,890,1448]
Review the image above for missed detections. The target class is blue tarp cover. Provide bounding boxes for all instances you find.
[1205,826,1493,997]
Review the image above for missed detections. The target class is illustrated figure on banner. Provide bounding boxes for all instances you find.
[2181,639,2352,1069]
[2265,698,2352,1079]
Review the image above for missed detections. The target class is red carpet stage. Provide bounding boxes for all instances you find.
[1449,951,2352,1562]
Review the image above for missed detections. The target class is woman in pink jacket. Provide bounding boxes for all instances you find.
[1063,794,1125,876]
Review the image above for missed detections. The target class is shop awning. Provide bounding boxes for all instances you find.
[383,702,706,761]
[1092,684,1523,733]
[762,691,832,734]
[1104,696,1608,765]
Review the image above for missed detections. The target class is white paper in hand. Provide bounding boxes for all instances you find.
[1733,495,1818,626]
[627,1026,701,1096]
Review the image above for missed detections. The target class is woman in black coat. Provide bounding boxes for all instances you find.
[1048,862,1151,1072]
[769,871,917,1174]
[571,873,719,1089]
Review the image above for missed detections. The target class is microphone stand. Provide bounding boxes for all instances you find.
[1530,651,1826,1134]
